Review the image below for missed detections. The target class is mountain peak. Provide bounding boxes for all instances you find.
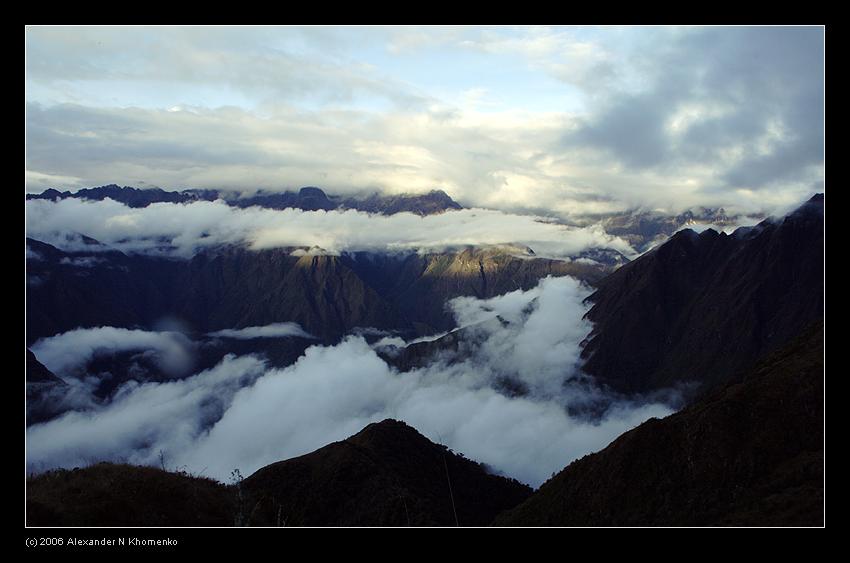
[239,417,532,526]
[348,418,429,448]
[298,186,329,199]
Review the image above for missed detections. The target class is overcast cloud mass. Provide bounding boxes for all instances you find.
[25,26,823,217]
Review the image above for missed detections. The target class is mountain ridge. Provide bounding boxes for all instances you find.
[579,193,823,397]
[26,238,613,345]
[26,184,463,216]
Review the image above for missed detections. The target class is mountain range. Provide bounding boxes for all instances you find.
[24,192,825,526]
[586,206,766,253]
[27,185,766,253]
[26,184,463,216]
[26,240,613,346]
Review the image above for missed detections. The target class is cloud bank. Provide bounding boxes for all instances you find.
[26,276,676,487]
[25,198,636,259]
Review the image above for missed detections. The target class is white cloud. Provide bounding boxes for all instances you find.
[25,198,637,259]
[30,326,194,377]
[26,354,268,473]
[207,322,314,340]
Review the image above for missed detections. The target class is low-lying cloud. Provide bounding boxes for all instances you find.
[26,276,676,487]
[31,326,194,378]
[25,198,637,259]
[207,322,315,340]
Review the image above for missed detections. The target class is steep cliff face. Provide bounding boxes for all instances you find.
[346,246,608,333]
[495,321,824,527]
[580,194,823,396]
[168,249,403,341]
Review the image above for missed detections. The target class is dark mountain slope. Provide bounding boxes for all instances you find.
[241,419,532,526]
[27,239,613,344]
[26,349,63,384]
[26,420,531,526]
[26,349,68,426]
[26,238,182,345]
[581,194,823,395]
[170,248,404,341]
[26,463,235,527]
[495,322,824,527]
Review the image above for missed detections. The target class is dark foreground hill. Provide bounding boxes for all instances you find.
[581,194,823,396]
[26,463,236,527]
[495,322,824,527]
[26,420,531,527]
[241,419,531,526]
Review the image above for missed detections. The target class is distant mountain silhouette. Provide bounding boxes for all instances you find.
[26,184,463,216]
[495,321,824,526]
[580,194,823,397]
[589,206,764,253]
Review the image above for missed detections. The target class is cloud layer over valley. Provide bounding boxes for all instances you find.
[25,197,636,259]
[26,276,676,487]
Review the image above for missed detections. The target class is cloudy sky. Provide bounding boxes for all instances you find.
[25,25,824,216]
